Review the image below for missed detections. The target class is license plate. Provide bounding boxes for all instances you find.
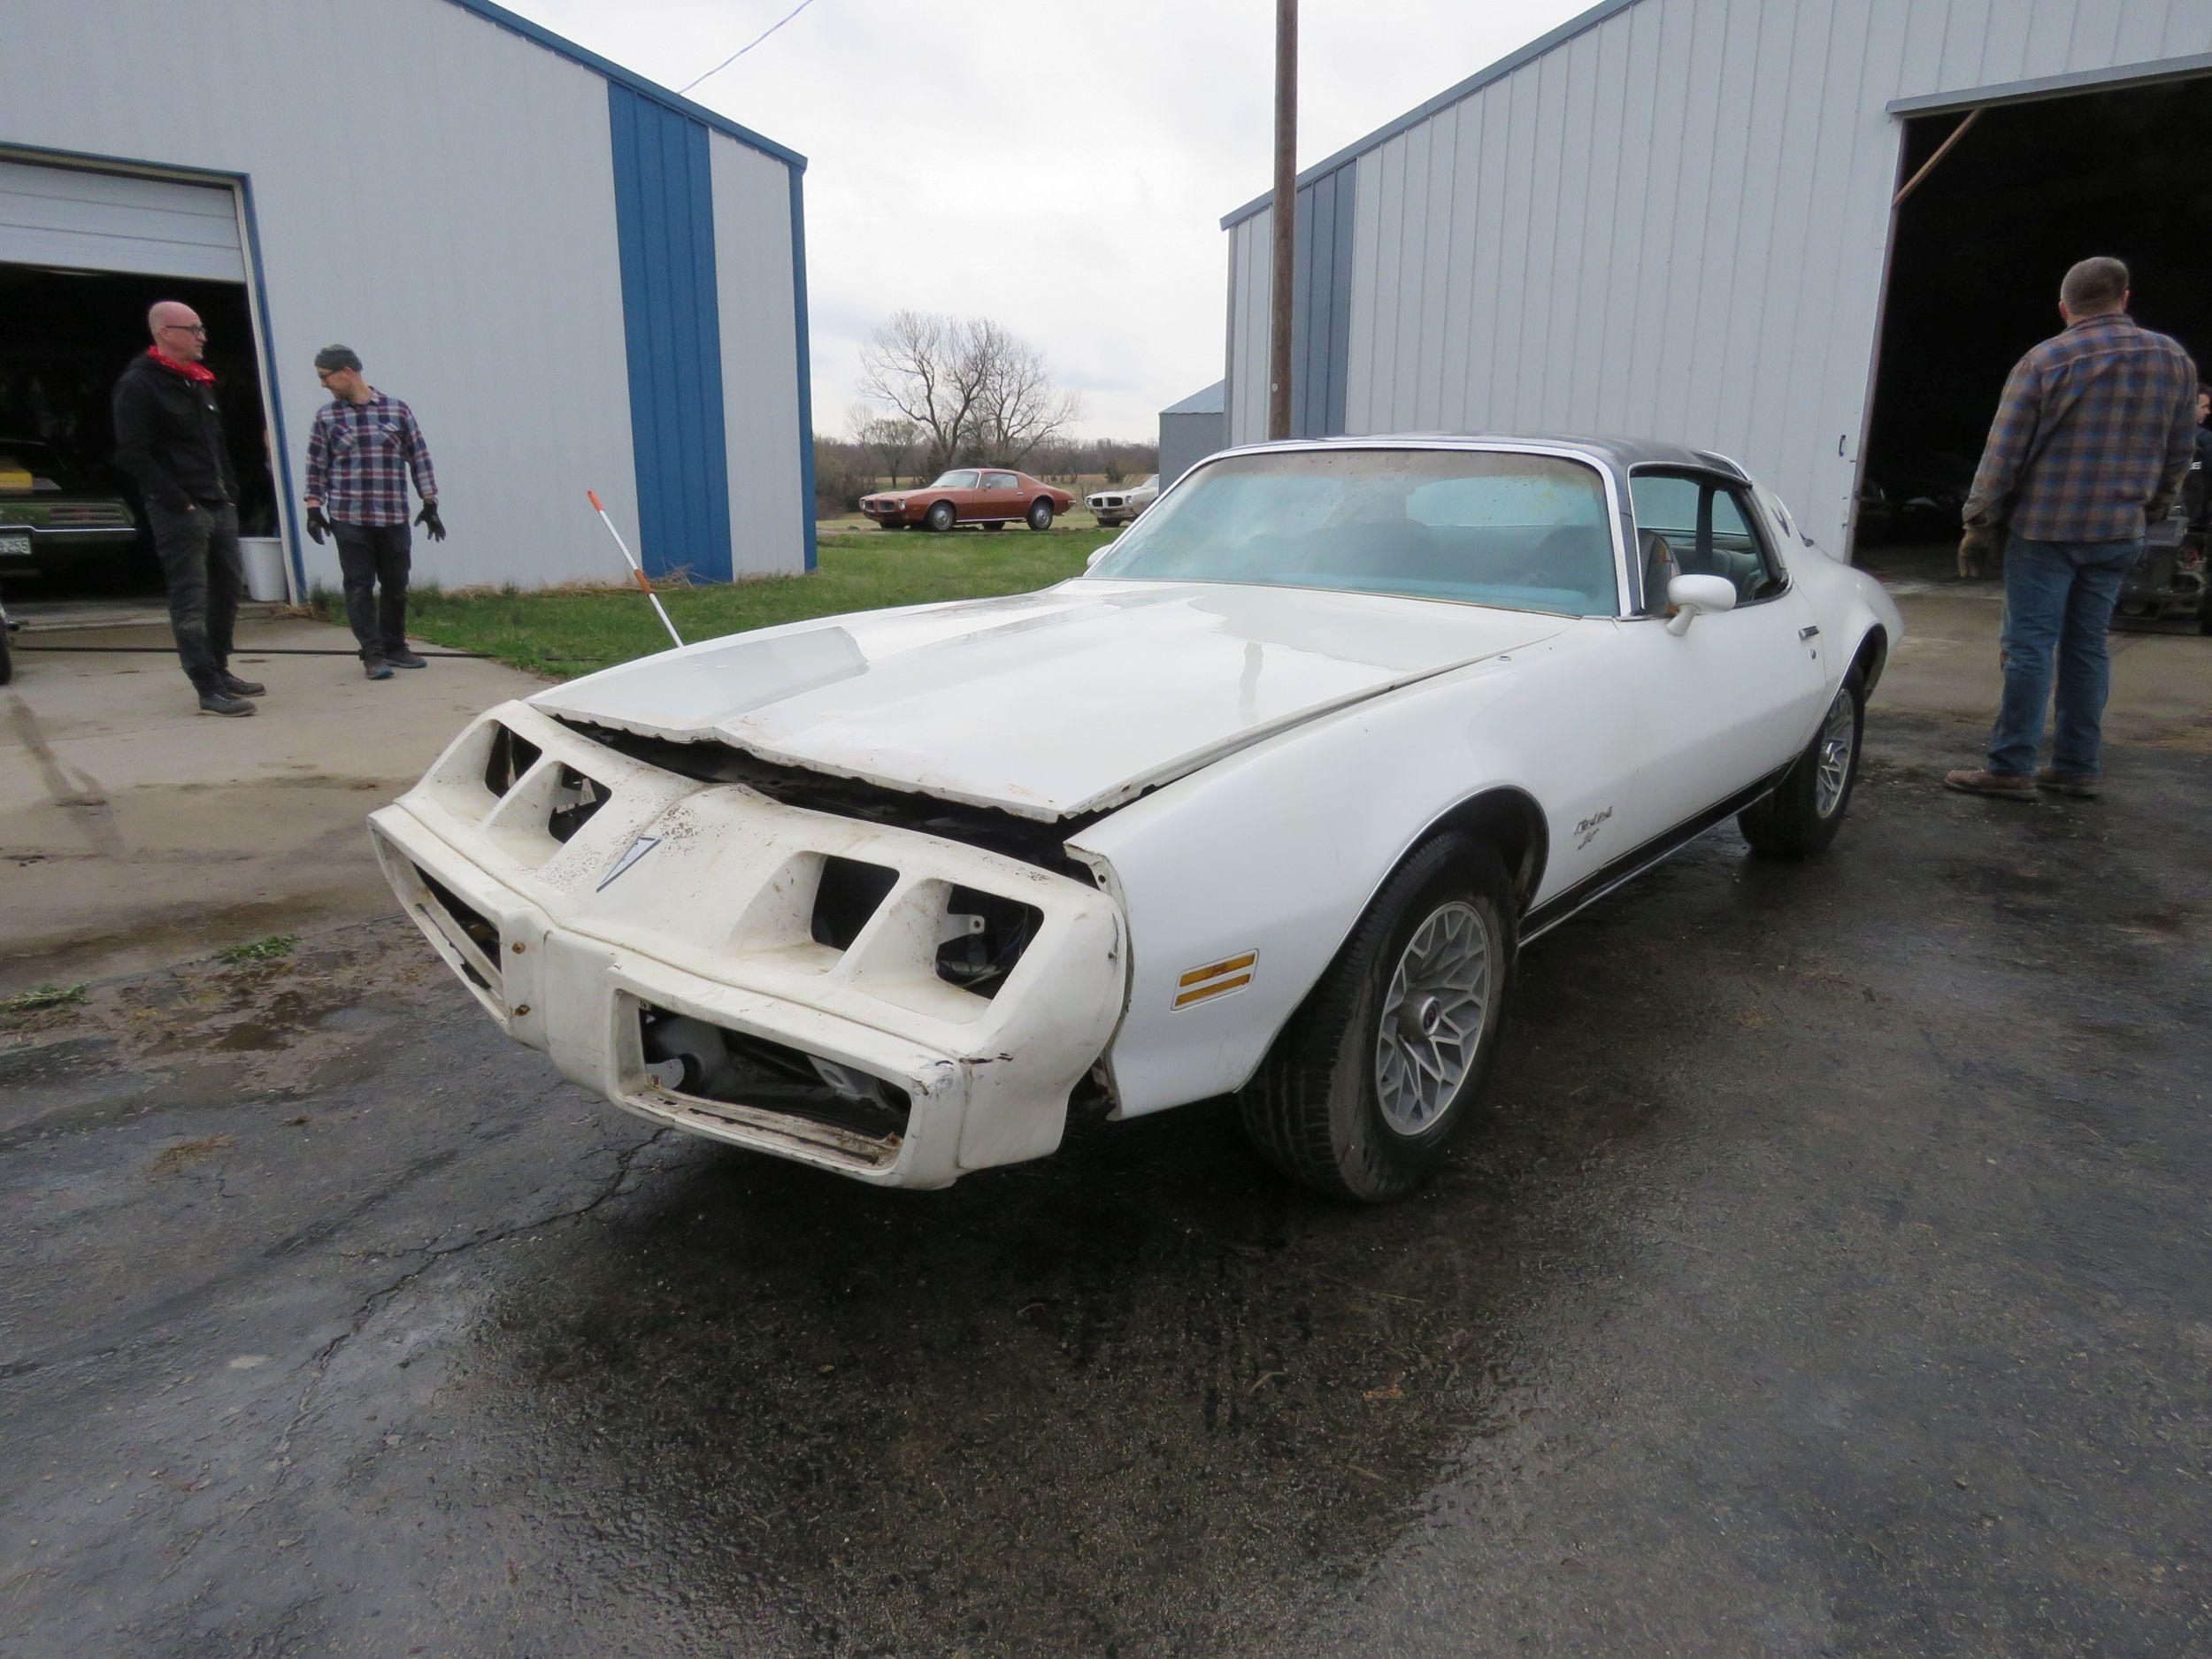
[0,533,30,558]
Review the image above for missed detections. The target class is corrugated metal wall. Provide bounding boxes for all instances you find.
[708,134,810,574]
[0,0,807,591]
[1225,0,2212,556]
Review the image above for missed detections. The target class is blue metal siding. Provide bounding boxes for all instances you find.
[608,83,733,581]
[1289,165,1357,437]
[789,166,817,572]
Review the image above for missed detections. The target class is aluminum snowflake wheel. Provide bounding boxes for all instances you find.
[1373,899,1494,1137]
[1814,686,1856,818]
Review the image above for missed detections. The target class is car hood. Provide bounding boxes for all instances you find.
[531,580,1577,822]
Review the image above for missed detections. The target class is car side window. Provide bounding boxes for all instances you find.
[985,472,1017,490]
[1629,472,1785,608]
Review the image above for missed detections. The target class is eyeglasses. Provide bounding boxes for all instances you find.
[161,322,208,337]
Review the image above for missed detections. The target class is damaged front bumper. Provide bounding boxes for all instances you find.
[368,703,1127,1187]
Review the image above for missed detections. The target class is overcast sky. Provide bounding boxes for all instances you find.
[511,0,1590,442]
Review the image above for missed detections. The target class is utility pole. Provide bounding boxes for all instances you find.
[1267,0,1297,441]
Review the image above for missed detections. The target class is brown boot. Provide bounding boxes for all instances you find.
[1943,767,2036,800]
[2035,767,2101,799]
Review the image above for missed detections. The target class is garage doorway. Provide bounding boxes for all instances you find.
[0,157,280,607]
[1858,73,2212,573]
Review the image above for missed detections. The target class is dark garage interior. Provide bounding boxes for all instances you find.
[0,265,276,598]
[1859,73,2212,558]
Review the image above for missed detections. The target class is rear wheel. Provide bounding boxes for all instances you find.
[1240,835,1514,1202]
[1738,671,1863,856]
[925,501,956,533]
[1026,499,1055,532]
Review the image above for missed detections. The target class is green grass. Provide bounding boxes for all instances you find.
[217,933,300,965]
[2,983,88,1014]
[317,525,1120,680]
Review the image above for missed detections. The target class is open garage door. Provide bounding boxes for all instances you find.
[1858,73,2212,577]
[0,157,279,603]
[0,159,247,281]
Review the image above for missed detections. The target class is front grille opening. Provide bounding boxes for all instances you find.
[810,856,899,949]
[547,766,611,843]
[637,1002,910,1142]
[936,887,1043,1001]
[483,726,541,796]
[414,865,500,987]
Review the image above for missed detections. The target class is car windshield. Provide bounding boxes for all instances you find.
[0,443,65,494]
[1088,449,1618,615]
[929,470,979,488]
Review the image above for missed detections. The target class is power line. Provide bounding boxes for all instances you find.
[677,0,822,94]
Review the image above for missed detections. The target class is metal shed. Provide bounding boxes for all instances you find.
[1157,380,1227,489]
[1222,0,2212,559]
[0,0,813,599]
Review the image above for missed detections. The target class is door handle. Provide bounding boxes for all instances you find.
[1799,625,1820,640]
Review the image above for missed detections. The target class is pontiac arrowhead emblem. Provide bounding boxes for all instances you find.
[596,835,662,891]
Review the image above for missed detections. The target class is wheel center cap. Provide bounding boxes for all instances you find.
[1402,995,1442,1039]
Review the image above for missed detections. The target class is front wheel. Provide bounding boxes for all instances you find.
[925,501,956,533]
[1240,835,1515,1202]
[1026,500,1055,532]
[1737,672,1863,856]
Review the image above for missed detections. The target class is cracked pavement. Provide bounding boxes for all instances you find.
[2,713,2209,1657]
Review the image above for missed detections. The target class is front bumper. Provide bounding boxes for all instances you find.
[369,703,1127,1187]
[861,501,915,525]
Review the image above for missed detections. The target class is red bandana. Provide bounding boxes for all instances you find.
[148,346,217,385]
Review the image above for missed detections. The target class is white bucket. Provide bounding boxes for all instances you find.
[240,536,288,603]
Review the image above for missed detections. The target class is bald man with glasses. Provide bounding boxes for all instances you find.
[112,299,264,716]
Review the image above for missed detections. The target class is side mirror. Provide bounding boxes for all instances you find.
[1665,573,1738,635]
[1086,540,1118,571]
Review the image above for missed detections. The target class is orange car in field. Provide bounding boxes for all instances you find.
[861,467,1075,533]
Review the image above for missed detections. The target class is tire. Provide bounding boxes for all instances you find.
[1737,670,1863,856]
[1239,834,1515,1202]
[0,621,12,687]
[1026,499,1055,532]
[925,501,956,534]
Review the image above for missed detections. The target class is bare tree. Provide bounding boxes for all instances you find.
[858,311,989,475]
[857,311,1079,472]
[845,403,922,487]
[970,320,1082,467]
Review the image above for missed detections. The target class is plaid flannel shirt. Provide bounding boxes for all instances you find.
[304,392,437,526]
[1962,313,2198,544]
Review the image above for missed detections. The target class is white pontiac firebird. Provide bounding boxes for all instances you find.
[369,436,1901,1202]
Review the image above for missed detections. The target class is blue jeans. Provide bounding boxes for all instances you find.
[1988,534,2143,777]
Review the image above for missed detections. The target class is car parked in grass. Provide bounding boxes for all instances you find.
[0,440,138,574]
[373,434,1900,1202]
[1087,474,1158,526]
[861,468,1074,533]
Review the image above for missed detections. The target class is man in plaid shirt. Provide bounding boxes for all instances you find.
[1946,257,2197,800]
[303,344,444,680]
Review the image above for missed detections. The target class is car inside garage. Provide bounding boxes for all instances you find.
[0,157,280,606]
[1858,73,2212,567]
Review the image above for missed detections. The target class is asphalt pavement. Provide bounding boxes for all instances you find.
[2,710,2208,1657]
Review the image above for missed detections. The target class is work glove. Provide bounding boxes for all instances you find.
[415,500,446,542]
[304,504,330,544]
[1958,520,2001,580]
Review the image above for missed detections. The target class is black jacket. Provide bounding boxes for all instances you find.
[111,353,235,512]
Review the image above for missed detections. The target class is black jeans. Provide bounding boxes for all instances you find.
[331,520,412,661]
[146,499,242,689]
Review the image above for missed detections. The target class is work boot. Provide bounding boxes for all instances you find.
[219,672,267,697]
[364,657,395,681]
[1943,767,2035,800]
[385,648,427,670]
[2035,767,2101,799]
[196,687,256,717]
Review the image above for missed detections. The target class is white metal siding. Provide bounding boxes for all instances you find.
[707,134,805,577]
[0,159,244,281]
[1227,0,2212,556]
[1225,215,1274,447]
[0,0,800,594]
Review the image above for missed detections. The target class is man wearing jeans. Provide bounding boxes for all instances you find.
[111,300,266,717]
[1946,257,2198,800]
[302,345,443,680]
